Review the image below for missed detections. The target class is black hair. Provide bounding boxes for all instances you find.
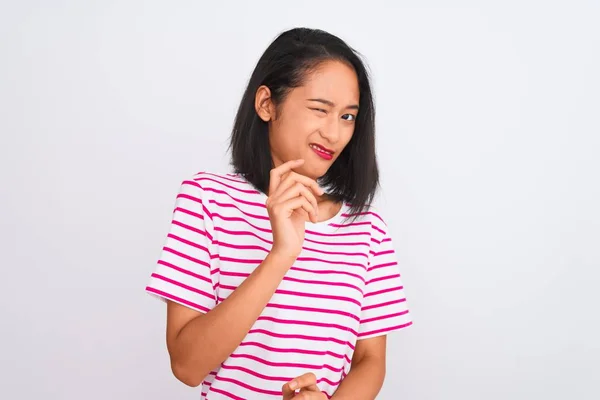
[228,27,379,218]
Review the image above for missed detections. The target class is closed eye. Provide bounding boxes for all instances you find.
[310,108,327,114]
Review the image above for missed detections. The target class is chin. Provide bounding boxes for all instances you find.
[302,165,330,180]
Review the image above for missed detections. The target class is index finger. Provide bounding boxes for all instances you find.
[270,171,324,200]
[269,159,305,195]
[283,372,318,394]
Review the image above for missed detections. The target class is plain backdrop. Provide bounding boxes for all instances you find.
[1,1,599,399]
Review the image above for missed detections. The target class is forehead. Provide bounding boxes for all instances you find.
[295,60,360,103]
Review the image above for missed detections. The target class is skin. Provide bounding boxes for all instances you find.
[259,60,388,399]
[165,60,388,399]
[255,59,359,222]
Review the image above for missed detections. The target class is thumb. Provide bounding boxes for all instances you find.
[282,381,297,400]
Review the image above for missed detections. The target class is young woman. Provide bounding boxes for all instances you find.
[146,27,412,399]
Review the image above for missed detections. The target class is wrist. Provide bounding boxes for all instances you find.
[265,251,297,269]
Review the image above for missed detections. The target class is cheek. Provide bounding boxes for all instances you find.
[341,126,355,145]
[270,115,310,150]
[283,112,319,141]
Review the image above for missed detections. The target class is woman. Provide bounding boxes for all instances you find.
[146,27,412,399]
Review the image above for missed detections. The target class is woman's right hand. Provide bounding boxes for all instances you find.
[266,159,324,262]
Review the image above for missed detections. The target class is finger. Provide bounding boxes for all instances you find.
[298,385,320,392]
[270,172,302,200]
[278,196,317,222]
[269,159,305,196]
[285,373,317,392]
[273,183,318,220]
[281,380,297,399]
[292,391,326,400]
[271,172,324,200]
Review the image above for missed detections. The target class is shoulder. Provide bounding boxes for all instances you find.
[178,171,258,195]
[347,204,389,230]
[176,171,265,214]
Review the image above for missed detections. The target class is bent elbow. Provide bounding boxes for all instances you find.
[171,360,206,387]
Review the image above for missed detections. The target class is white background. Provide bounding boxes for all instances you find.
[1,1,598,399]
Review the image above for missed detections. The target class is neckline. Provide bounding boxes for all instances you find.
[307,200,347,227]
[234,173,347,228]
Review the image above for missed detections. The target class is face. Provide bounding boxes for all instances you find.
[255,60,360,180]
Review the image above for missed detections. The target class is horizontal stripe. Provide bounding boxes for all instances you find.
[372,249,394,257]
[217,255,364,271]
[360,310,410,324]
[194,175,259,195]
[212,211,370,240]
[330,220,371,228]
[213,375,281,396]
[147,172,412,400]
[216,239,368,259]
[228,353,344,373]
[296,256,366,269]
[367,261,398,273]
[364,286,404,298]
[150,273,214,300]
[162,246,211,269]
[304,236,370,246]
[221,363,342,388]
[248,329,355,350]
[274,288,361,307]
[167,233,210,254]
[176,192,202,206]
[221,271,362,294]
[185,179,265,208]
[366,273,400,285]
[217,258,365,282]
[256,315,359,336]
[208,387,243,400]
[220,363,290,381]
[289,266,365,283]
[173,206,204,221]
[145,286,210,313]
[265,302,361,322]
[171,219,213,241]
[361,298,407,312]
[237,341,352,364]
[372,225,386,235]
[156,260,212,284]
[203,172,247,185]
[305,229,370,238]
[210,198,269,220]
[346,210,385,224]
[216,225,370,247]
[282,275,362,294]
[358,321,413,338]
[302,246,369,258]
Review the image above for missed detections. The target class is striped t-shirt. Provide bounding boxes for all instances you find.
[146,172,412,399]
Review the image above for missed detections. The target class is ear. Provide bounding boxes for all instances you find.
[255,85,275,122]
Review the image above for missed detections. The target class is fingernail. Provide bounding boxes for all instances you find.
[289,380,297,390]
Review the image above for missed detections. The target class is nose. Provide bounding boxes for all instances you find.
[319,116,341,144]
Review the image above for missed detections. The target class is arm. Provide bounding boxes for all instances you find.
[165,161,323,387]
[331,336,387,400]
[167,252,293,387]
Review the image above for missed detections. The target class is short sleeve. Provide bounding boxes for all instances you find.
[145,178,218,314]
[358,226,412,339]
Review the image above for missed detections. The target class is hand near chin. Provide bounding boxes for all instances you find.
[282,373,327,400]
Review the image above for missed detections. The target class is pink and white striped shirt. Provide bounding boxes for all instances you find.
[146,172,412,399]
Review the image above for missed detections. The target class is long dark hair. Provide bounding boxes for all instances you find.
[228,27,379,218]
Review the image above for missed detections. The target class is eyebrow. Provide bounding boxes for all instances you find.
[307,98,359,111]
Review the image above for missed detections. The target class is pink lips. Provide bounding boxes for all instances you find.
[309,143,334,160]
